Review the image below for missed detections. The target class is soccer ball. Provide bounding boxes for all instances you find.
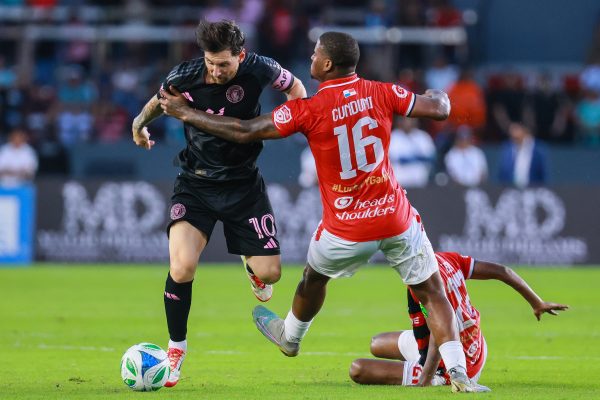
[120,343,170,391]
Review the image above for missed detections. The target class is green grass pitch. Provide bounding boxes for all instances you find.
[1,264,599,399]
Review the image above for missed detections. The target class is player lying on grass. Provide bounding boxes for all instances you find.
[349,252,569,388]
[159,31,489,392]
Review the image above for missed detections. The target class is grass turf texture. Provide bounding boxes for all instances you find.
[1,264,598,400]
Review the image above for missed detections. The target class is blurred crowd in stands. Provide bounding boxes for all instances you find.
[0,0,599,188]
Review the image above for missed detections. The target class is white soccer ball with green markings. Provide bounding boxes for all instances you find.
[120,343,170,391]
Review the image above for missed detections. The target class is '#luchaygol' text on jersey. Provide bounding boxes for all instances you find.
[272,74,417,241]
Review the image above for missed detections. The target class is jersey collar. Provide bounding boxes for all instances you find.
[317,74,359,93]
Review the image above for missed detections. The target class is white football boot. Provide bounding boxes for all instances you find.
[241,256,273,302]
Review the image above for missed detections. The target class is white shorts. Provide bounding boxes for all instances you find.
[398,330,487,385]
[306,213,437,285]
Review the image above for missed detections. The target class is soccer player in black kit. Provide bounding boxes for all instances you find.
[131,20,306,387]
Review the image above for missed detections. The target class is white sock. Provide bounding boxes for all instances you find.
[283,310,312,343]
[168,339,187,352]
[438,340,466,371]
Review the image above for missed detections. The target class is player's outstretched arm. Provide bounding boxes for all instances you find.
[132,96,162,150]
[416,332,442,387]
[159,85,282,143]
[471,261,569,321]
[409,89,451,121]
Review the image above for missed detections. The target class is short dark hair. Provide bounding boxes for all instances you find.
[319,31,360,70]
[196,20,245,55]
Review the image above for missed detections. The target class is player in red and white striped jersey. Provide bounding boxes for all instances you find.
[349,252,569,387]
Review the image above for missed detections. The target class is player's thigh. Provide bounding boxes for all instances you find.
[397,330,420,362]
[168,221,208,280]
[221,184,281,257]
[168,175,219,244]
[349,359,406,385]
[307,227,377,278]
[371,331,406,360]
[372,331,420,362]
[380,214,437,285]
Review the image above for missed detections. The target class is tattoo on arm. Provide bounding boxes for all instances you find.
[133,96,163,130]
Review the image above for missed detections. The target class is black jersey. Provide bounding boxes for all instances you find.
[158,53,295,181]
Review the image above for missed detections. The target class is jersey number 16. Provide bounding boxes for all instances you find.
[334,116,384,180]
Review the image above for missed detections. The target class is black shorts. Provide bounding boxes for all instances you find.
[167,172,280,256]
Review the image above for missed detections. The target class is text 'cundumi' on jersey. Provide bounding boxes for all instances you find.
[271,74,417,242]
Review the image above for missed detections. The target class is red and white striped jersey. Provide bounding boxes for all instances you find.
[434,252,484,377]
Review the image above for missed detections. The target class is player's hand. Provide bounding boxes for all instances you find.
[424,89,445,98]
[159,85,190,120]
[132,126,155,150]
[533,301,569,321]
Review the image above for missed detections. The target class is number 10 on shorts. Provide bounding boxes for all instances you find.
[248,214,276,239]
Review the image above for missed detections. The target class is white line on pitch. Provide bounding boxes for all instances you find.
[37,343,116,352]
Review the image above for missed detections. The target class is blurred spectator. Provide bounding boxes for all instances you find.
[447,68,487,132]
[233,0,264,25]
[498,122,548,187]
[427,0,463,27]
[56,105,93,147]
[389,117,435,188]
[581,22,600,93]
[365,0,389,27]
[0,87,26,130]
[396,0,426,68]
[581,63,600,95]
[24,85,56,144]
[424,55,458,91]
[36,137,70,176]
[298,146,317,188]
[258,0,307,66]
[202,0,236,22]
[574,90,600,146]
[0,128,38,187]
[57,66,97,108]
[489,72,526,137]
[61,11,93,69]
[29,0,57,7]
[444,126,487,187]
[523,73,570,142]
[124,0,151,25]
[110,60,143,117]
[396,68,423,94]
[0,56,17,89]
[95,102,129,143]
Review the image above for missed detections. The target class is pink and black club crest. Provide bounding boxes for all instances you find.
[226,85,244,103]
[170,203,186,220]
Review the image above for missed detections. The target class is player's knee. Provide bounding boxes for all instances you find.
[169,255,198,282]
[370,335,385,357]
[349,360,366,384]
[303,264,329,285]
[255,262,281,284]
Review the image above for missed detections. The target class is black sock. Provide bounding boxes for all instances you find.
[164,273,193,342]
